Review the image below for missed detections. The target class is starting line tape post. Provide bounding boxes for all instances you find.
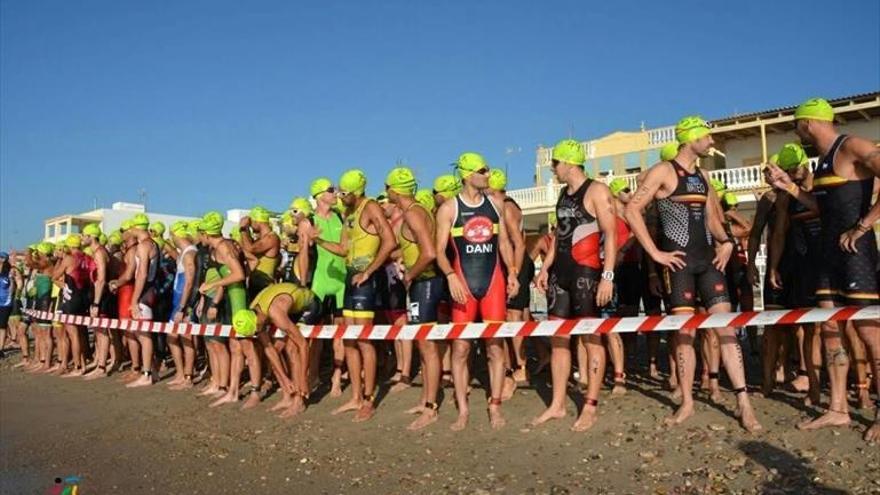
[24,306,879,340]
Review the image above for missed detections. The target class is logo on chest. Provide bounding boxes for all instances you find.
[462,217,494,254]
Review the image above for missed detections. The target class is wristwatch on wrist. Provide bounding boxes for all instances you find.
[601,270,614,282]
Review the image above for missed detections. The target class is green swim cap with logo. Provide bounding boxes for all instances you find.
[187,220,201,239]
[170,220,190,239]
[233,309,258,337]
[488,169,507,191]
[433,174,461,199]
[65,234,82,249]
[311,177,333,198]
[608,178,629,197]
[385,167,418,196]
[777,143,809,171]
[37,242,55,255]
[660,142,679,162]
[131,213,150,229]
[676,116,711,144]
[339,169,367,196]
[415,189,436,212]
[150,221,166,236]
[551,139,585,166]
[82,223,102,238]
[794,98,834,122]
[456,153,488,179]
[200,211,224,236]
[249,206,271,224]
[289,197,313,216]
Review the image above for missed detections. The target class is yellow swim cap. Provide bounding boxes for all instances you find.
[249,206,271,224]
[65,234,82,249]
[37,242,55,255]
[200,211,224,236]
[385,167,418,196]
[170,220,190,239]
[608,178,629,197]
[339,169,367,196]
[108,231,123,246]
[551,139,586,166]
[415,189,436,212]
[710,178,726,194]
[433,174,461,199]
[723,192,739,207]
[149,221,166,236]
[233,309,258,337]
[82,223,102,238]
[488,169,507,191]
[676,116,711,144]
[120,219,133,232]
[289,197,313,216]
[660,142,679,162]
[131,213,150,230]
[228,226,242,242]
[777,142,809,171]
[769,153,779,165]
[794,98,834,122]
[456,152,489,179]
[311,177,333,198]
[98,233,107,245]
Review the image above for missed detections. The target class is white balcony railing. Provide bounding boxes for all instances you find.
[647,126,676,145]
[508,164,768,213]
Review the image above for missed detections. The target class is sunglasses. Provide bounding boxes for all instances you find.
[290,208,303,216]
[474,168,490,175]
[314,187,337,198]
[336,190,352,198]
[621,188,631,194]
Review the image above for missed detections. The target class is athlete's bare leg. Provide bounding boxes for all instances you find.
[333,339,364,415]
[84,328,110,380]
[665,327,696,426]
[799,305,851,431]
[606,333,626,396]
[843,321,871,410]
[440,340,453,388]
[390,314,413,393]
[484,337,507,429]
[353,316,378,422]
[572,334,605,432]
[238,338,263,410]
[853,319,880,442]
[531,335,570,426]
[330,333,346,397]
[648,333,662,380]
[165,334,185,386]
[198,340,222,396]
[211,337,246,406]
[575,336,589,391]
[408,339,441,431]
[789,326,810,393]
[802,323,822,405]
[761,325,782,397]
[50,325,69,374]
[61,324,86,376]
[127,332,156,388]
[450,339,472,431]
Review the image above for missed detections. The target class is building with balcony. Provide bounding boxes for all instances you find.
[511,91,880,232]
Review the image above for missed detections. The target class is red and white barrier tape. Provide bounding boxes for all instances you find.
[24,306,879,340]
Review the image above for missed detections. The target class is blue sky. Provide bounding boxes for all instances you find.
[2,0,878,248]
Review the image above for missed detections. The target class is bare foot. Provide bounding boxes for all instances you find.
[789,374,809,393]
[13,360,29,369]
[571,407,598,432]
[278,400,306,419]
[118,370,140,383]
[450,412,469,431]
[353,403,375,423]
[664,402,694,427]
[329,383,344,398]
[331,399,361,416]
[271,395,294,412]
[408,410,439,431]
[63,368,85,378]
[487,405,505,430]
[198,384,220,397]
[530,407,566,427]
[611,381,627,397]
[168,380,193,391]
[708,384,722,404]
[670,386,682,402]
[512,367,527,384]
[864,420,880,443]
[405,404,428,415]
[240,391,261,410]
[501,376,517,402]
[856,387,872,410]
[389,380,412,394]
[775,366,785,384]
[83,368,107,381]
[166,375,184,388]
[649,364,661,380]
[126,374,154,388]
[700,374,710,391]
[209,393,238,408]
[736,403,763,433]
[797,410,850,430]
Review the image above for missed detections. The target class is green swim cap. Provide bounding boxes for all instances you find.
[311,177,333,198]
[120,219,133,232]
[710,178,726,194]
[170,220,190,239]
[676,116,711,144]
[415,189,436,212]
[551,139,586,166]
[232,309,258,337]
[660,142,679,162]
[187,220,201,239]
[98,233,107,245]
[82,223,102,238]
[108,231,123,246]
[249,206,271,224]
[608,178,629,197]
[289,197,313,216]
[794,98,834,122]
[769,153,779,165]
[228,226,241,242]
[433,174,461,199]
[777,142,809,171]
[200,211,224,236]
[83,246,94,256]
[385,167,418,196]
[131,213,150,230]
[65,234,82,249]
[149,221,166,236]
[456,152,489,179]
[723,192,739,207]
[37,242,54,255]
[339,169,367,196]
[488,169,507,191]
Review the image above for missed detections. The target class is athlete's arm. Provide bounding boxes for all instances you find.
[51,255,70,287]
[535,234,556,292]
[90,249,108,317]
[296,219,312,286]
[590,184,617,307]
[256,309,297,395]
[248,231,280,257]
[764,164,819,214]
[130,242,150,318]
[491,196,520,298]
[624,164,686,270]
[839,139,880,252]
[434,200,467,305]
[176,249,197,321]
[767,193,791,289]
[402,206,436,284]
[703,171,734,273]
[746,194,773,286]
[502,201,525,274]
[354,201,397,285]
[725,210,752,238]
[312,224,350,257]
